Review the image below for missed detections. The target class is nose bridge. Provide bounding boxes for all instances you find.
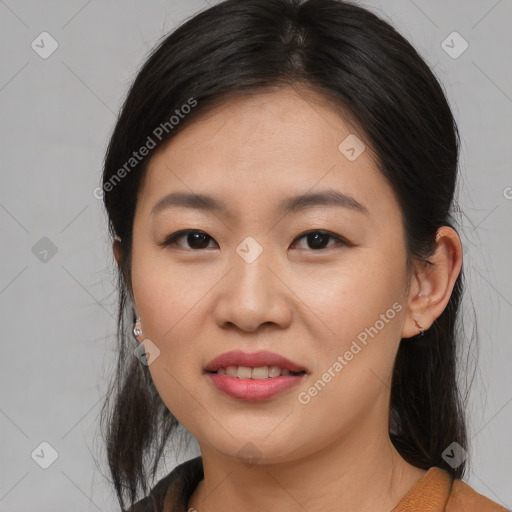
[231,235,276,305]
[212,236,292,331]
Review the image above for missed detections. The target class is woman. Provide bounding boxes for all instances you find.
[99,0,508,510]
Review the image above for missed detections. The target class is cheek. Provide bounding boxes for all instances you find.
[294,250,406,343]
[292,269,405,436]
[132,273,207,365]
[130,248,210,412]
[131,260,209,425]
[294,255,406,411]
[131,243,205,341]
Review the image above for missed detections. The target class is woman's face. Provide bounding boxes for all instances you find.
[130,86,412,463]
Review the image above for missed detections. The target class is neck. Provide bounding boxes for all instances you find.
[188,422,427,512]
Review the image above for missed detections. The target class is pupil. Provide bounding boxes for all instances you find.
[307,232,329,250]
[189,232,209,249]
[185,232,330,250]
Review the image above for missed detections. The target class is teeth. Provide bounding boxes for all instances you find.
[237,366,252,379]
[268,366,281,378]
[215,365,300,379]
[251,366,268,379]
[226,366,238,377]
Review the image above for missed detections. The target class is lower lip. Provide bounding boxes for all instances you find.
[206,372,306,401]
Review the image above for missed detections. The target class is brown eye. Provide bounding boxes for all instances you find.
[160,230,217,250]
[159,229,349,252]
[290,230,347,251]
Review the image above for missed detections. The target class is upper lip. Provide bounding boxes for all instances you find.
[205,350,307,373]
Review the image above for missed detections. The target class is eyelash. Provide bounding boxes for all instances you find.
[159,229,351,252]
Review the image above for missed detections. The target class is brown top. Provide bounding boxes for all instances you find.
[391,465,508,512]
[125,456,509,512]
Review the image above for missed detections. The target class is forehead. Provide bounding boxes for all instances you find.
[136,86,397,222]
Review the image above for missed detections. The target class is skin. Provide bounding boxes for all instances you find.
[114,85,462,512]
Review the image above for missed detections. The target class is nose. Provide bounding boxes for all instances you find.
[212,251,293,333]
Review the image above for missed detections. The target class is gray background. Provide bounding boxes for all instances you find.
[1,0,511,510]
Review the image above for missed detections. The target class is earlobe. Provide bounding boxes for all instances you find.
[401,226,463,339]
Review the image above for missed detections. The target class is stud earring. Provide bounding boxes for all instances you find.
[133,317,142,341]
[414,319,425,337]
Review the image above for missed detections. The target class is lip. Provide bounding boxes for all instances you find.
[206,372,306,401]
[204,350,307,373]
[204,350,308,402]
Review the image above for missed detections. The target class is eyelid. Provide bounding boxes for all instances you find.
[159,229,352,250]
[158,229,216,249]
[291,229,352,248]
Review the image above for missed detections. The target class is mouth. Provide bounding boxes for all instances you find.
[204,349,308,375]
[204,350,308,401]
[208,366,307,379]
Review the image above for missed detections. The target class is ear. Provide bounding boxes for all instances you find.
[113,236,123,265]
[401,226,463,338]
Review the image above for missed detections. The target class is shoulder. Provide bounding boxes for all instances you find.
[391,466,508,512]
[446,478,509,512]
[122,471,175,512]
[122,456,203,512]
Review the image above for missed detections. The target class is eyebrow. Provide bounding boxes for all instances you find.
[150,188,369,217]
